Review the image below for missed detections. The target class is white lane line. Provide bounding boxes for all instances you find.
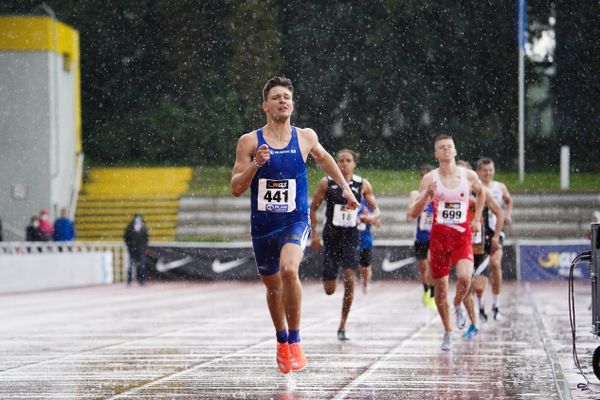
[526,283,573,400]
[0,285,262,374]
[332,315,438,400]
[107,284,419,399]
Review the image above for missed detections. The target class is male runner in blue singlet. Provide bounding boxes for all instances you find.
[231,77,359,374]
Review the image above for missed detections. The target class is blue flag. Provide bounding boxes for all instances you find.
[516,0,527,48]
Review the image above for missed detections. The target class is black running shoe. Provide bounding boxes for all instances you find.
[479,308,488,323]
[492,306,503,321]
[337,329,349,341]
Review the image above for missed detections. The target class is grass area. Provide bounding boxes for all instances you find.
[187,166,235,196]
[187,166,600,196]
[493,172,600,193]
[175,234,232,242]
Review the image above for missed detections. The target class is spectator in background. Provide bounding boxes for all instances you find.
[26,215,47,241]
[38,208,53,239]
[53,207,75,241]
[124,214,149,286]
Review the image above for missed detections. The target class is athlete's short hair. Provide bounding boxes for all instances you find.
[262,76,294,101]
[336,148,359,162]
[434,134,453,145]
[476,157,494,169]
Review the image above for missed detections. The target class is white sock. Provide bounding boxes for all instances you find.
[477,295,484,309]
[492,294,499,308]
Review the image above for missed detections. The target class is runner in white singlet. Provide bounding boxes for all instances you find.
[476,157,513,321]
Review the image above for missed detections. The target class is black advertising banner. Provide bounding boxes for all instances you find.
[145,245,258,281]
[145,243,516,281]
[300,246,422,280]
[301,245,516,280]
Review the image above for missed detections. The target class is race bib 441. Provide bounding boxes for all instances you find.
[257,179,296,213]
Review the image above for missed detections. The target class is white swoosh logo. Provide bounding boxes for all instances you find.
[156,256,194,272]
[381,255,416,272]
[211,257,251,273]
[474,255,490,276]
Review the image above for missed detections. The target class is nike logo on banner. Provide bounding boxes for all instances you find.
[212,257,251,273]
[156,256,194,272]
[381,255,416,272]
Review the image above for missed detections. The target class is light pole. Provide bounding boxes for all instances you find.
[518,0,526,183]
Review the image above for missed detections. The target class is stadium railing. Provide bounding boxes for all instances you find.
[0,241,129,283]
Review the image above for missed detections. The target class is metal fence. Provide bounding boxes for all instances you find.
[0,241,129,283]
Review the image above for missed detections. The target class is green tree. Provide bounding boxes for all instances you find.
[70,0,239,162]
[226,0,284,131]
[3,0,596,170]
[137,73,242,165]
[278,0,518,169]
[554,0,600,171]
[181,72,243,166]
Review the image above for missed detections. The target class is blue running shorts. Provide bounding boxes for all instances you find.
[252,222,311,276]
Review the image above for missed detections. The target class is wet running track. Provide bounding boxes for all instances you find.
[1,280,599,399]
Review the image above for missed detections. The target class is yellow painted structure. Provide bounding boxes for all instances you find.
[76,168,192,242]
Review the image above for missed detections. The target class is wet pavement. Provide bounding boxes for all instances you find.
[1,280,600,399]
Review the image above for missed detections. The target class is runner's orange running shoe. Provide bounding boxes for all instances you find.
[276,342,292,374]
[289,342,307,371]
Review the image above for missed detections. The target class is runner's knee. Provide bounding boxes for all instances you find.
[279,266,298,283]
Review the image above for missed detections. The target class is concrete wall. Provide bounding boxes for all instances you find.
[0,50,78,239]
[0,51,51,238]
[0,252,113,294]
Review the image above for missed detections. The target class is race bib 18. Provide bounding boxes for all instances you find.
[332,204,358,227]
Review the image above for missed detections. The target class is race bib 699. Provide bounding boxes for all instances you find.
[436,201,467,225]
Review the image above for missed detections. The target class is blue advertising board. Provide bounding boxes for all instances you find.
[519,241,591,280]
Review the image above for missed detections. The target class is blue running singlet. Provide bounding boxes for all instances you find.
[415,202,434,243]
[358,198,374,250]
[250,127,309,238]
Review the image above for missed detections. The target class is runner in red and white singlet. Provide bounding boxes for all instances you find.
[429,166,473,279]
[409,134,485,351]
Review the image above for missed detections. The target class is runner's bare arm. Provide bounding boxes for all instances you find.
[309,177,328,249]
[485,188,504,251]
[406,190,420,222]
[408,173,435,220]
[501,183,513,225]
[469,171,485,233]
[360,179,381,224]
[231,133,263,197]
[305,129,359,210]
